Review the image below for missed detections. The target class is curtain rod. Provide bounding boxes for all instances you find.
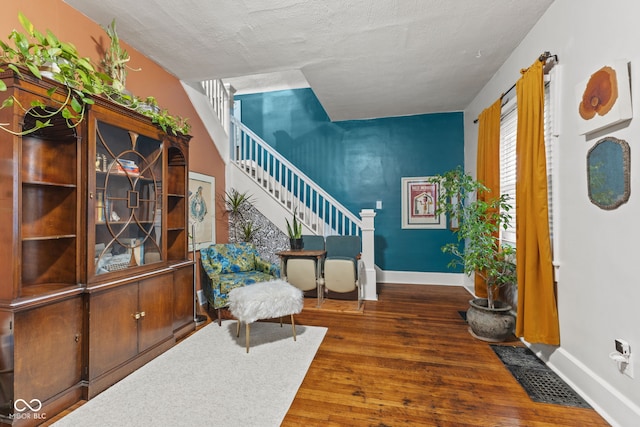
[473,51,558,124]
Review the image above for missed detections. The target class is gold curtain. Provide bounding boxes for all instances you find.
[475,98,502,297]
[515,60,560,345]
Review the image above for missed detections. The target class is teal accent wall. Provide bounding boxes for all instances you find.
[237,88,464,272]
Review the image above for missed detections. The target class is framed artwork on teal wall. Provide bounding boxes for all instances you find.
[401,177,446,229]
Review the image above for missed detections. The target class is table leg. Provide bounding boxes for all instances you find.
[279,257,287,280]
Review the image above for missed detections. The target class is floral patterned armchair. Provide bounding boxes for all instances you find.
[200,243,280,325]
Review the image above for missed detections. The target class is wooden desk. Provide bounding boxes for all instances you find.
[276,249,326,261]
[276,250,326,307]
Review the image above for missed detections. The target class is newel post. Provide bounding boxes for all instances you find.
[359,209,378,301]
[225,83,236,127]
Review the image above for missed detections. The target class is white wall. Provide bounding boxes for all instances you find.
[464,1,640,425]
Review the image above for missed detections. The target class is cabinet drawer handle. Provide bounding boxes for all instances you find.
[140,311,146,318]
[133,312,141,320]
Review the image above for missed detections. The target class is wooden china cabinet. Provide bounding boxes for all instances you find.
[0,69,195,426]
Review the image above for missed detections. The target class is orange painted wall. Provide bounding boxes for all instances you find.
[0,0,228,242]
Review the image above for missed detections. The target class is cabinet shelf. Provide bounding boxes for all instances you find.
[20,283,83,298]
[22,238,77,288]
[97,170,153,180]
[23,180,77,188]
[166,228,187,261]
[22,234,76,241]
[21,134,77,186]
[96,221,155,225]
[22,183,76,239]
[167,196,186,231]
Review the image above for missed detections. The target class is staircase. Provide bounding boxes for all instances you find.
[230,117,363,236]
[199,79,377,300]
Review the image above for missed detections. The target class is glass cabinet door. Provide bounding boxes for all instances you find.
[93,121,163,275]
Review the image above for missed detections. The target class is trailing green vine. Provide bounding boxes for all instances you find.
[0,13,190,136]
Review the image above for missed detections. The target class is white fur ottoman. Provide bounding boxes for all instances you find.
[228,279,304,353]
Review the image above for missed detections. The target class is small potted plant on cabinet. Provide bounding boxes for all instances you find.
[431,167,517,342]
[99,19,139,94]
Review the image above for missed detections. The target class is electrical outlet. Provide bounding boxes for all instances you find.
[622,356,634,379]
[197,290,206,306]
[615,339,630,356]
[613,339,634,378]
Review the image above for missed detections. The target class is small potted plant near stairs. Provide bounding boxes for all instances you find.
[286,208,303,250]
[431,167,517,342]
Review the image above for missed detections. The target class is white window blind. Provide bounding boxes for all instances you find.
[544,81,554,241]
[499,96,517,246]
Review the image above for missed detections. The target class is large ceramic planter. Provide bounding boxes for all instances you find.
[466,298,515,342]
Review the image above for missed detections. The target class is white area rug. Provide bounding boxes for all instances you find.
[53,320,326,427]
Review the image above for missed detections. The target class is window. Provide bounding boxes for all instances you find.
[499,95,517,246]
[499,81,553,248]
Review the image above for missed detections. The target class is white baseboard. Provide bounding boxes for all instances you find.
[529,345,640,427]
[377,269,467,287]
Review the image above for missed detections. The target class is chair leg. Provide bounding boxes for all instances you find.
[316,262,323,308]
[217,308,222,326]
[290,314,297,341]
[236,320,240,337]
[316,278,324,308]
[245,323,250,353]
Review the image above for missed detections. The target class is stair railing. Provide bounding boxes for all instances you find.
[230,116,362,236]
[201,79,233,134]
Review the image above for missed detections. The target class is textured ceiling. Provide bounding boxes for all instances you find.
[64,0,554,121]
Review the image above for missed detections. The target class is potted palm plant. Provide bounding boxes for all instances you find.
[223,189,257,243]
[431,167,517,342]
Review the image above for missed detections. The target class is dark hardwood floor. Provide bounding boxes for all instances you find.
[283,283,610,427]
[46,283,610,426]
